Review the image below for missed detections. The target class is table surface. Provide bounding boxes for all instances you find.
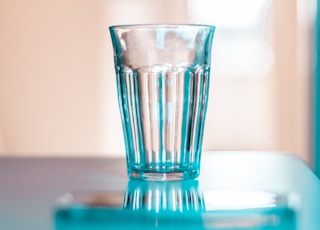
[0,151,319,230]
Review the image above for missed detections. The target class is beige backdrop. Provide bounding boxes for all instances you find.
[0,0,313,165]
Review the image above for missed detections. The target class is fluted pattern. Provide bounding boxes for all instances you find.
[116,64,210,173]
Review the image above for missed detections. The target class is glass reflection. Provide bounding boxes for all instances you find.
[123,180,204,212]
[54,180,296,230]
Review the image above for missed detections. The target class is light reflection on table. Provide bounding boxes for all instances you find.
[54,179,296,230]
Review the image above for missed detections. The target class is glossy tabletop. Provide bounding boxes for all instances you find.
[0,151,319,229]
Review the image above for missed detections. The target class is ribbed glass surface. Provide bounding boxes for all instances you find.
[110,24,215,180]
[116,65,210,179]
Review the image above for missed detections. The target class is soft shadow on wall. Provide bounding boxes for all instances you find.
[0,0,314,166]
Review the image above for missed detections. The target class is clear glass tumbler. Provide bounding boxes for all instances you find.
[109,24,215,180]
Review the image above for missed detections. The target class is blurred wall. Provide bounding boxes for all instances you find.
[0,0,189,156]
[0,0,313,163]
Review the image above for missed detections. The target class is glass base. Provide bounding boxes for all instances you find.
[128,169,199,181]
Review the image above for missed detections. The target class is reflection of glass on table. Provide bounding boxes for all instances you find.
[123,180,204,212]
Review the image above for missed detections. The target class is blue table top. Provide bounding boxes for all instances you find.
[0,151,319,229]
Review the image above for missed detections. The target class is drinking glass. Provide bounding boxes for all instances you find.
[109,24,215,180]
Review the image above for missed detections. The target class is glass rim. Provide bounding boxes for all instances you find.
[109,23,215,31]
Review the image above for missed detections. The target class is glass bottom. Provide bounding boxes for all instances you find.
[128,169,199,181]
